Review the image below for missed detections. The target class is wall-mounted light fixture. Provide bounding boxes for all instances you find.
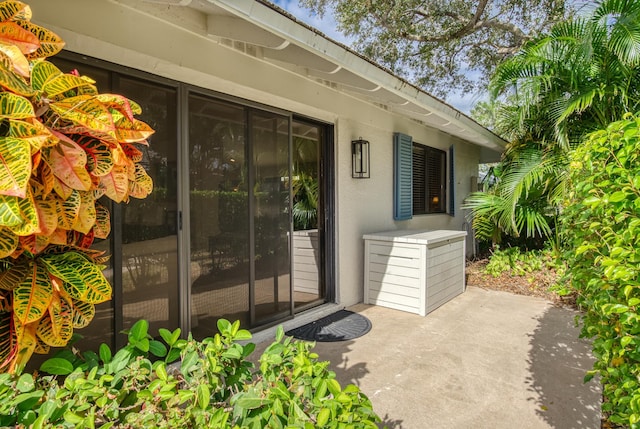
[351,137,370,178]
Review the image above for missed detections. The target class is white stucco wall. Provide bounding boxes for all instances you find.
[28,0,483,308]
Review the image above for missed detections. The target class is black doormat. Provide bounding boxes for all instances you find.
[286,310,372,342]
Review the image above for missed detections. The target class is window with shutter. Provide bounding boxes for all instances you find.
[412,142,446,215]
[393,133,448,218]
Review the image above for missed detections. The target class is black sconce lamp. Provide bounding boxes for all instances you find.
[351,137,370,178]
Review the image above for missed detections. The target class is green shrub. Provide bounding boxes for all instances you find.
[484,246,553,278]
[0,319,381,428]
[561,113,640,427]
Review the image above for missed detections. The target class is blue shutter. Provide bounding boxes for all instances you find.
[449,144,455,216]
[394,133,413,220]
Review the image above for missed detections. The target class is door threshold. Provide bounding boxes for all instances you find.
[250,302,343,345]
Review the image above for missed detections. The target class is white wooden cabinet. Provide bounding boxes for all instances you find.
[293,230,320,294]
[363,230,467,316]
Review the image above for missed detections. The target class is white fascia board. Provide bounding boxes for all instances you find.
[207,0,506,153]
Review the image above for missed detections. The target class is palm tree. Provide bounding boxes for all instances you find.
[465,0,640,247]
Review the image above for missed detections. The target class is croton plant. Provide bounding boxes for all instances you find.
[0,1,153,373]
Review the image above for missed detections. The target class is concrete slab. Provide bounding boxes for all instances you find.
[259,286,602,428]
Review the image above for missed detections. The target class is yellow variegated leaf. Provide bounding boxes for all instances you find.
[121,143,144,163]
[34,336,49,355]
[46,134,91,191]
[8,189,39,236]
[37,162,54,198]
[76,83,99,96]
[0,58,32,96]
[31,149,40,173]
[43,290,72,342]
[30,59,61,91]
[34,195,57,236]
[112,143,133,167]
[129,164,153,199]
[0,226,18,258]
[0,2,30,22]
[0,41,28,77]
[0,194,22,228]
[0,92,34,119]
[0,260,27,291]
[19,21,64,60]
[96,93,141,120]
[0,21,38,54]
[52,175,72,200]
[0,50,12,74]
[0,308,16,371]
[75,135,113,177]
[100,165,128,203]
[71,299,94,329]
[13,262,52,324]
[40,252,111,304]
[18,233,34,255]
[12,320,36,373]
[9,119,52,153]
[115,116,154,143]
[49,95,115,135]
[72,191,95,234]
[56,188,80,230]
[33,234,49,254]
[0,136,30,198]
[93,203,110,239]
[43,73,94,98]
[48,228,68,246]
[35,312,68,347]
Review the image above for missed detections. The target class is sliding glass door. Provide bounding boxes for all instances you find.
[188,94,292,336]
[50,53,332,349]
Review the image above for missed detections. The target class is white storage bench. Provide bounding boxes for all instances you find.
[363,230,467,316]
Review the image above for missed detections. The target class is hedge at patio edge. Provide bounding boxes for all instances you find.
[0,319,382,428]
[561,112,640,427]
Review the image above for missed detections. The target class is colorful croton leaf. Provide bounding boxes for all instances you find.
[0,0,154,373]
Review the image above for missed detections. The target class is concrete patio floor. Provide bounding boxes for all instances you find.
[268,286,602,428]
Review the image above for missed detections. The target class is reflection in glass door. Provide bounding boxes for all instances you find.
[250,112,291,326]
[118,77,180,340]
[188,96,250,338]
[188,95,292,335]
[292,120,325,309]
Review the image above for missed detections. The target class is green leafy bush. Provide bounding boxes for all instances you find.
[0,319,381,428]
[484,246,552,278]
[561,113,640,427]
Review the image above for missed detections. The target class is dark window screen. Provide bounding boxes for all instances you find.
[412,143,446,214]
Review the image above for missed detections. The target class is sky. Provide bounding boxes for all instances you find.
[270,0,484,114]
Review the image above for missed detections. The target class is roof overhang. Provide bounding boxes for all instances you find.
[135,0,506,159]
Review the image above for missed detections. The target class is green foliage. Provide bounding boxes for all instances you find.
[484,246,556,278]
[491,0,640,148]
[463,148,564,245]
[0,319,382,428]
[299,0,570,98]
[466,0,640,247]
[0,1,154,373]
[561,113,640,427]
[292,171,318,231]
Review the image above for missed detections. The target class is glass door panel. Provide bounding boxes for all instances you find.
[292,120,324,309]
[188,95,250,337]
[118,77,180,336]
[251,112,291,326]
